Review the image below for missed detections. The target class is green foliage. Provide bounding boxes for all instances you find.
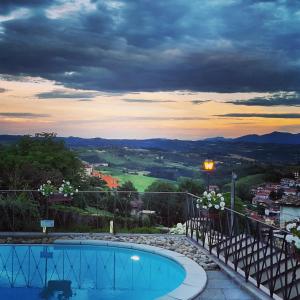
[223,174,268,202]
[118,180,137,192]
[0,133,83,189]
[223,192,246,213]
[145,180,177,193]
[177,178,204,196]
[143,181,184,226]
[0,193,40,231]
[79,176,108,191]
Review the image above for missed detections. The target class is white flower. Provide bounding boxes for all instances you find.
[297,226,300,231]
[294,236,300,243]
[221,197,224,201]
[286,234,294,243]
[71,192,74,196]
[75,189,78,193]
[203,205,207,209]
[215,204,220,209]
[67,181,70,185]
[211,191,215,195]
[286,223,297,231]
[217,193,222,197]
[220,201,225,207]
[220,207,224,210]
[295,240,300,249]
[47,180,51,184]
[208,203,212,208]
[64,194,67,197]
[203,191,208,196]
[196,204,200,208]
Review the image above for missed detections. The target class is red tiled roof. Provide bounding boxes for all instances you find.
[91,171,119,189]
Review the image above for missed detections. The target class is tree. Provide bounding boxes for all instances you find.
[0,133,83,189]
[223,192,246,213]
[269,188,284,201]
[177,178,204,196]
[143,181,183,226]
[115,181,138,218]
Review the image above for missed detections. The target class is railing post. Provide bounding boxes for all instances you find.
[185,193,189,237]
[256,222,261,288]
[113,190,117,235]
[284,238,289,300]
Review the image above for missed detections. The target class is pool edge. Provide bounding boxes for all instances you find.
[53,239,207,300]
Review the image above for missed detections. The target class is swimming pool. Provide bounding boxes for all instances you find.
[0,240,206,300]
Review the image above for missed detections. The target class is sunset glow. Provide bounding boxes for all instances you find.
[1,0,300,139]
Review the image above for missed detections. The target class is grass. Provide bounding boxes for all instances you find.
[116,174,159,192]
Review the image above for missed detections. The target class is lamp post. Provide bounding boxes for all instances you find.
[230,171,237,229]
[202,159,215,191]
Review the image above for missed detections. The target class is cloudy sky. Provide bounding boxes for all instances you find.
[0,0,300,139]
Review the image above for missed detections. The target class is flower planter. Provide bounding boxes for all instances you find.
[208,208,220,221]
[48,193,72,203]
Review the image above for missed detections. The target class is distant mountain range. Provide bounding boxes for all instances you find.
[204,131,300,144]
[0,132,299,151]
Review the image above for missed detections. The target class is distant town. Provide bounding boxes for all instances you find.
[248,173,300,227]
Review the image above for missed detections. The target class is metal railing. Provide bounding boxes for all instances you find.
[0,190,187,233]
[2,189,300,299]
[185,193,300,300]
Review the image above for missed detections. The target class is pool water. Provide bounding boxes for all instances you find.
[0,244,186,300]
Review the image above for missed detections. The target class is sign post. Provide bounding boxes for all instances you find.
[40,220,54,234]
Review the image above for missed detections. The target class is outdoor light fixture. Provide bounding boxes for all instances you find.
[130,255,140,261]
[203,159,215,172]
[202,159,215,191]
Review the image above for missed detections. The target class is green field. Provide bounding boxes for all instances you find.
[116,174,159,191]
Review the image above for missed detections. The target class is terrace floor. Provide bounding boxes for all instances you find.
[199,270,255,300]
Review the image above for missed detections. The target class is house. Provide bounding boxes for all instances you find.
[83,163,93,176]
[280,178,296,187]
[283,188,297,196]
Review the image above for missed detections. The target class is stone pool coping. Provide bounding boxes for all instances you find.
[54,239,207,300]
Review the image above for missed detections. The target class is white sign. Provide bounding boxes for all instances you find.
[40,220,55,228]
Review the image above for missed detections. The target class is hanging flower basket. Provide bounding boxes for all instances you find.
[208,207,220,221]
[38,180,78,203]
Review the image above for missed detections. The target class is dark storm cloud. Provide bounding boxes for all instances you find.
[122,99,175,103]
[0,112,50,118]
[216,113,300,119]
[0,0,55,15]
[36,89,98,99]
[227,92,300,106]
[0,0,300,93]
